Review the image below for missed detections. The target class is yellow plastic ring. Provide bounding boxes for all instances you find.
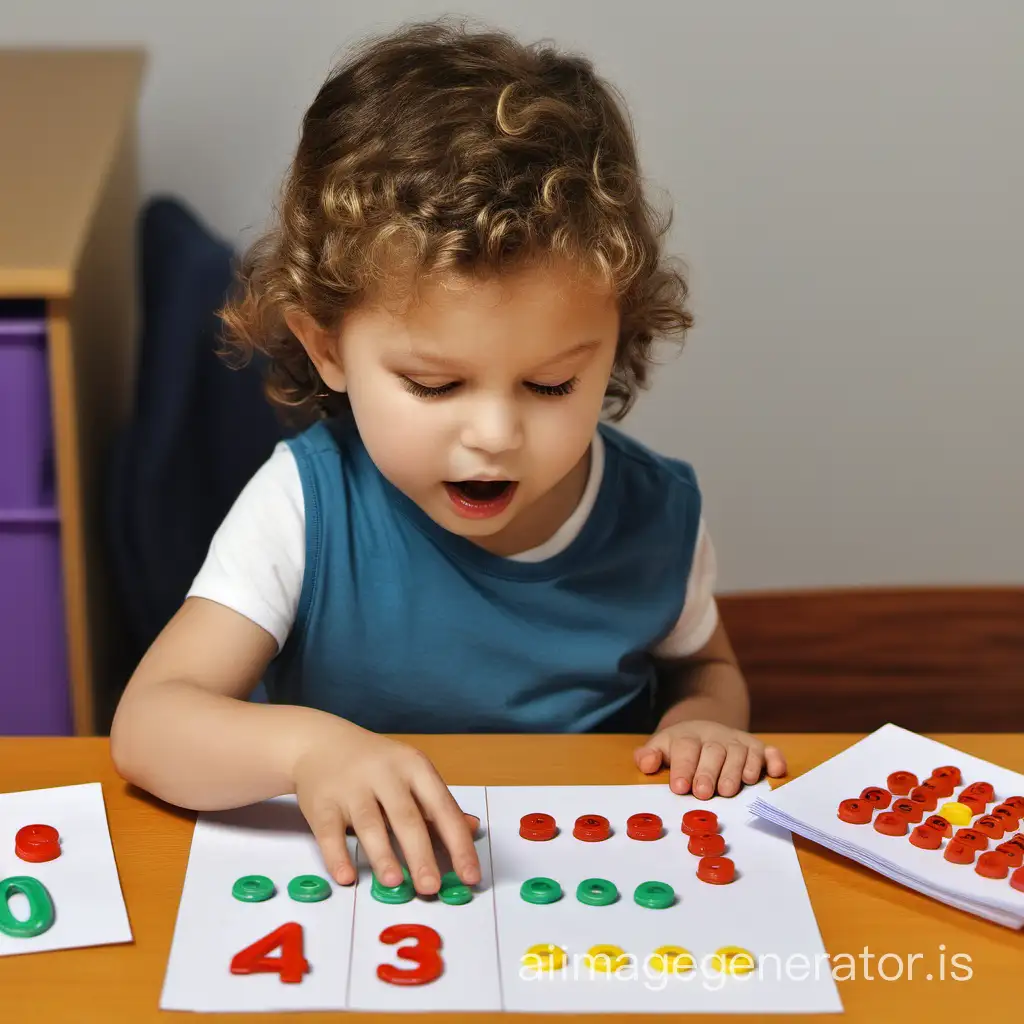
[938,801,973,826]
[585,943,631,973]
[711,945,757,975]
[522,943,567,972]
[650,945,695,974]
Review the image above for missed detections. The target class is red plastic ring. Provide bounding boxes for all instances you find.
[991,805,1020,827]
[688,831,726,857]
[573,814,610,842]
[972,816,1005,840]
[874,812,908,837]
[922,814,952,837]
[976,851,1011,879]
[860,787,891,809]
[887,771,919,796]
[891,799,923,824]
[681,810,720,835]
[943,840,975,865]
[953,828,989,850]
[961,782,995,804]
[909,787,938,812]
[930,765,962,787]
[696,856,735,885]
[1011,866,1024,892]
[519,813,557,841]
[957,792,986,816]
[15,824,61,863]
[923,775,954,798]
[995,842,1024,868]
[909,825,942,850]
[838,799,873,825]
[626,813,663,841]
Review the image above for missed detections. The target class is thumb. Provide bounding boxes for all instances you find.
[634,733,669,774]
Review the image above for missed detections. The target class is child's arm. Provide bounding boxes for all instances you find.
[110,597,481,892]
[634,620,787,798]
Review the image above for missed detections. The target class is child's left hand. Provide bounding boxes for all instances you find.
[634,720,786,799]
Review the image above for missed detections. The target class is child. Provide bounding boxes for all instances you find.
[111,19,785,898]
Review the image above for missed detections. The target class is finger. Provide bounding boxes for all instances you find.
[692,741,727,800]
[764,745,788,778]
[742,744,766,785]
[413,771,482,887]
[303,801,356,885]
[634,736,667,774]
[667,735,702,795]
[349,799,404,888]
[717,742,750,797]
[380,786,442,894]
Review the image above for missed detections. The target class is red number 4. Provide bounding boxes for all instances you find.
[231,922,309,984]
[377,923,444,986]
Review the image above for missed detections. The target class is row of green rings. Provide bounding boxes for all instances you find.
[520,877,675,909]
[370,867,474,905]
[231,874,332,904]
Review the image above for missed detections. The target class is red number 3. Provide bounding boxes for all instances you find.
[377,923,444,986]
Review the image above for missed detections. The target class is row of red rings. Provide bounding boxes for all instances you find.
[519,809,723,842]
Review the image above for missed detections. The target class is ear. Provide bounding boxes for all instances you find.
[284,309,347,393]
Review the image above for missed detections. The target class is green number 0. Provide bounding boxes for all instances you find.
[0,876,55,938]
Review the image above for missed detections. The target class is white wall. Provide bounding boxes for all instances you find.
[5,0,1022,590]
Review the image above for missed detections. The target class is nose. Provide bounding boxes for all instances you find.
[460,394,523,456]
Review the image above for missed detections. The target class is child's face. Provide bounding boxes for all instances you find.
[324,260,619,554]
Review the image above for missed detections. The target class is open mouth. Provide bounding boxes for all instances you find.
[443,480,518,519]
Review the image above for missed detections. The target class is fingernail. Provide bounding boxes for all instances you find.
[419,871,438,891]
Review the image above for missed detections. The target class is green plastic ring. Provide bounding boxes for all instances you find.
[634,880,675,909]
[371,867,415,904]
[0,876,55,938]
[287,874,332,903]
[231,874,276,903]
[576,877,618,906]
[520,876,562,905]
[438,870,473,905]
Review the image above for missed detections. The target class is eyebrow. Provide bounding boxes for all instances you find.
[404,338,603,371]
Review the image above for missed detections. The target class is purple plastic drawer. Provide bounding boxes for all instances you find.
[0,508,72,735]
[0,312,52,508]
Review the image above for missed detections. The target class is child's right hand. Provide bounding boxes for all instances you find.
[292,720,481,895]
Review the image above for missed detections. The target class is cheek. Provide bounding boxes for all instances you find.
[346,375,445,476]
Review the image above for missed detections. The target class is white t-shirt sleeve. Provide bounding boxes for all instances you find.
[186,442,306,652]
[651,516,720,659]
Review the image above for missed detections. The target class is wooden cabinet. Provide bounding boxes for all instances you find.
[0,49,145,734]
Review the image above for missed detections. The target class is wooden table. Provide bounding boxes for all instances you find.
[2,733,1022,1021]
[0,49,145,735]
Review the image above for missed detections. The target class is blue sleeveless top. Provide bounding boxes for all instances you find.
[263,417,703,733]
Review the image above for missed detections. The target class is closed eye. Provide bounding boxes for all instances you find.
[400,377,459,398]
[526,377,578,397]
[399,376,579,399]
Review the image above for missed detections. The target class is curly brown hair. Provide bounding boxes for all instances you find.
[220,18,693,424]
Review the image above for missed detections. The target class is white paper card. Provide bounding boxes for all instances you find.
[347,786,501,1012]
[0,782,132,957]
[160,797,358,1012]
[750,724,1024,928]
[487,783,841,1014]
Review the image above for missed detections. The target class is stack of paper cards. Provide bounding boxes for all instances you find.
[750,724,1024,928]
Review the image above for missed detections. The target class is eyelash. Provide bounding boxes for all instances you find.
[400,377,579,399]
